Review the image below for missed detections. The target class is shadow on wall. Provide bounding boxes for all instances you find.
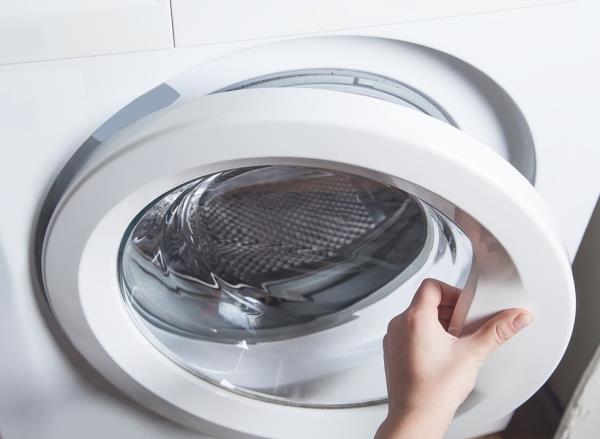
[550,196,600,407]
[0,241,22,413]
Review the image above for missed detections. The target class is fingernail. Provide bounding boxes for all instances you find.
[512,313,534,331]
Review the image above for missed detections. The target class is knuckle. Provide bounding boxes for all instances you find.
[405,308,424,330]
[418,279,438,296]
[387,304,428,334]
[386,315,402,334]
[387,309,417,333]
[493,324,513,346]
[421,278,438,289]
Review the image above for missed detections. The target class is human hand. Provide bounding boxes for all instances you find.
[375,279,534,439]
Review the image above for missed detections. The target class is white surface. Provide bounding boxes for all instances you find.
[166,37,535,181]
[1,1,599,438]
[43,88,574,438]
[0,0,173,64]
[171,0,319,46]
[172,0,573,45]
[353,1,600,260]
[0,43,259,439]
[175,1,600,259]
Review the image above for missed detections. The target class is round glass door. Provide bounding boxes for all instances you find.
[119,164,473,407]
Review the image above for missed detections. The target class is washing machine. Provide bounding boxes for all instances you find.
[1,1,599,438]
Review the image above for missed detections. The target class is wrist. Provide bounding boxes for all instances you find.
[376,406,456,439]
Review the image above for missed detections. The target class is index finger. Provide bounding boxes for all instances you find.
[410,278,461,313]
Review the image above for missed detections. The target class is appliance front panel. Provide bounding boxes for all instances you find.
[41,87,574,439]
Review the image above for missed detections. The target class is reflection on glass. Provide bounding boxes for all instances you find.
[119,165,473,407]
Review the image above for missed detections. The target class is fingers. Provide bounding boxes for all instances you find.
[382,334,391,396]
[410,278,461,314]
[438,282,461,307]
[437,305,455,320]
[438,305,455,331]
[460,308,534,359]
[406,279,461,331]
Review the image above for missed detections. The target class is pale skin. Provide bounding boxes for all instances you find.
[375,279,534,439]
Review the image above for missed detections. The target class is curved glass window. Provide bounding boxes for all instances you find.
[120,165,473,407]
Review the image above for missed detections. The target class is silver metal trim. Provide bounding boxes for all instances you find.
[218,68,456,126]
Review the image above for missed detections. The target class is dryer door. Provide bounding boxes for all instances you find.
[41,87,574,439]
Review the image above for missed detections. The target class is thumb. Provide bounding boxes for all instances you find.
[461,309,534,359]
